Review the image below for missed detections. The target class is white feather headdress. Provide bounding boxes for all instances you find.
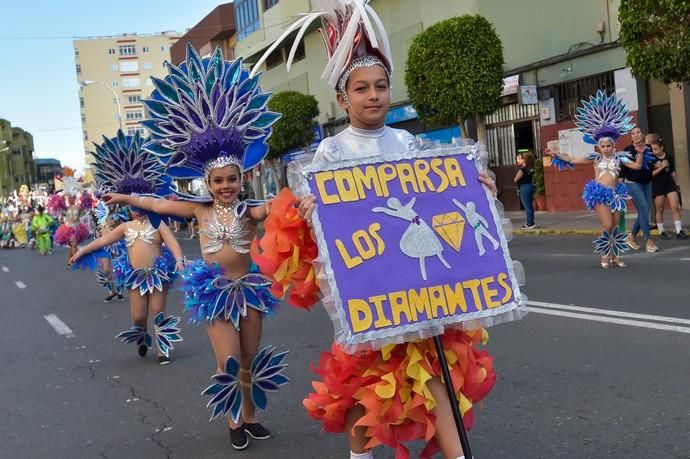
[250,0,393,91]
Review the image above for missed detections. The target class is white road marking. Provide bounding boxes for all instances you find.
[527,301,690,334]
[1,266,8,272]
[43,314,74,337]
[15,281,26,289]
[528,300,690,325]
[680,258,690,261]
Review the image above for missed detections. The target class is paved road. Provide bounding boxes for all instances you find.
[0,234,688,458]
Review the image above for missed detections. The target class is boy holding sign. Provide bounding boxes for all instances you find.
[251,2,524,458]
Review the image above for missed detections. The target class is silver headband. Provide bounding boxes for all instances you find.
[337,56,391,105]
[203,156,242,182]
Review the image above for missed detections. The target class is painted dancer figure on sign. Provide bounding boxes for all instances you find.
[373,197,450,280]
[452,199,499,256]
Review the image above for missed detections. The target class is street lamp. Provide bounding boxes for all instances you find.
[79,80,123,131]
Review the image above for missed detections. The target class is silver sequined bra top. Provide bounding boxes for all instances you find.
[594,154,621,179]
[124,221,157,247]
[200,207,251,254]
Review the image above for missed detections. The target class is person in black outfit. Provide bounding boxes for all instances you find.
[621,127,659,252]
[513,152,536,229]
[649,136,688,239]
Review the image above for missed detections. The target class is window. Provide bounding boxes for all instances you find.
[554,71,615,122]
[127,127,145,136]
[142,46,149,53]
[83,130,88,140]
[111,80,120,88]
[119,44,136,56]
[74,48,79,57]
[264,0,279,9]
[146,78,153,86]
[125,110,144,120]
[122,77,140,88]
[236,0,260,40]
[108,48,116,55]
[291,40,306,63]
[110,64,119,71]
[75,64,81,74]
[160,45,167,52]
[81,114,86,123]
[143,62,152,70]
[265,48,283,70]
[80,97,84,108]
[119,61,139,72]
[127,94,142,104]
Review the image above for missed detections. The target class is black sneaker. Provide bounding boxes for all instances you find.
[659,231,670,240]
[103,293,117,303]
[117,293,125,302]
[677,230,688,240]
[137,344,148,357]
[243,422,271,439]
[229,426,249,450]
[158,355,171,365]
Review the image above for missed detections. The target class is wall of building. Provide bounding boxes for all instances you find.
[0,119,36,194]
[74,32,181,181]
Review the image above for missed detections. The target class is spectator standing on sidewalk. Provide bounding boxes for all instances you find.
[622,127,658,252]
[514,152,536,229]
[649,135,688,239]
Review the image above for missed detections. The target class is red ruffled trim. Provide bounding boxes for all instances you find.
[251,188,320,309]
[303,329,496,459]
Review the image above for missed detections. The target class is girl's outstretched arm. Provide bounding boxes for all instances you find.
[69,224,125,265]
[102,193,199,220]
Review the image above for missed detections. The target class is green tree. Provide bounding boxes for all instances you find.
[405,15,504,139]
[619,0,690,83]
[267,91,319,160]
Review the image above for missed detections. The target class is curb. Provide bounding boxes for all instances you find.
[513,229,600,236]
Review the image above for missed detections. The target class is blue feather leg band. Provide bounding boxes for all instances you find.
[593,227,629,256]
[181,259,278,329]
[154,312,183,358]
[202,345,289,423]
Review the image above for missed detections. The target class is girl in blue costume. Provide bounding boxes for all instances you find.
[548,90,644,268]
[93,202,128,303]
[69,131,184,365]
[103,44,289,451]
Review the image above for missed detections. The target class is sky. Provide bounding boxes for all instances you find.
[0,0,225,171]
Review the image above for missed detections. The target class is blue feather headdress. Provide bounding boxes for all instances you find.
[575,90,635,145]
[92,130,173,197]
[142,44,280,201]
[91,130,174,227]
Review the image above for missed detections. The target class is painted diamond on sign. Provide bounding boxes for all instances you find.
[432,211,465,251]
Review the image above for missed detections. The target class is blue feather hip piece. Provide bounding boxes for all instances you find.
[582,180,629,212]
[113,246,178,296]
[181,259,278,330]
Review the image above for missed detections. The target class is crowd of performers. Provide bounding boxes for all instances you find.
[11,1,673,458]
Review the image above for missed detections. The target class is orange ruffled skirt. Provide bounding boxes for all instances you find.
[303,328,496,459]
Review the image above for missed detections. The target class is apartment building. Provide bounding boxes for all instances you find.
[73,32,181,181]
[0,119,36,195]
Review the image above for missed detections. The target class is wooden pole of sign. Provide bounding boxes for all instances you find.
[433,334,473,458]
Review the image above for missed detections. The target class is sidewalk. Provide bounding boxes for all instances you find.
[508,209,690,236]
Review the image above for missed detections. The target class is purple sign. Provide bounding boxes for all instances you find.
[305,147,523,347]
